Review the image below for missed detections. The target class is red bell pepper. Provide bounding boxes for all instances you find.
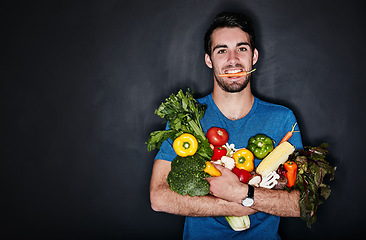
[211,146,227,161]
[232,167,252,183]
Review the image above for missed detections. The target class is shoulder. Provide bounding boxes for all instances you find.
[254,98,302,148]
[253,98,298,125]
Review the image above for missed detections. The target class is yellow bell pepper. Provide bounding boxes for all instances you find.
[232,148,254,172]
[173,133,198,157]
[204,161,222,177]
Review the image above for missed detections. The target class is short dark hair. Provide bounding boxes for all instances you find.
[204,12,255,56]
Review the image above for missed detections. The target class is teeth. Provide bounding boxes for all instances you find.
[226,69,243,74]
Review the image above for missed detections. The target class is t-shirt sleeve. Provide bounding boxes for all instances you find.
[154,123,177,162]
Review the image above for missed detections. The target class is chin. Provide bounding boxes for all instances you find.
[216,77,250,93]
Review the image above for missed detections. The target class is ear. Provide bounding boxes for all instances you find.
[205,53,213,68]
[252,48,259,65]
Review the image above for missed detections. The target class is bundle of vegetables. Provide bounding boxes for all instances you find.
[285,144,336,228]
[147,89,336,230]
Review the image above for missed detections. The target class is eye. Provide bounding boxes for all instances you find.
[217,49,227,54]
[238,47,247,52]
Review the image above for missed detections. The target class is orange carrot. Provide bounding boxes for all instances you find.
[279,122,299,144]
[218,68,256,77]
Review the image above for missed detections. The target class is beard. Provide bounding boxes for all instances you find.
[213,64,251,93]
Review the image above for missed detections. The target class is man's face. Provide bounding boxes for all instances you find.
[205,27,258,93]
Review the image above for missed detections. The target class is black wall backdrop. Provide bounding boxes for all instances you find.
[2,0,366,239]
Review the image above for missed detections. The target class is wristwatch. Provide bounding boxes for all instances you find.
[241,185,255,207]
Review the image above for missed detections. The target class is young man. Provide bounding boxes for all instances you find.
[150,12,303,239]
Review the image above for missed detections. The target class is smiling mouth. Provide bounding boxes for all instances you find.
[224,69,244,74]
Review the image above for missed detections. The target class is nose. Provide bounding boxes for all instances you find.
[227,50,239,65]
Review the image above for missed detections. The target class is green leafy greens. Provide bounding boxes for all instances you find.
[146,89,212,160]
[286,143,336,228]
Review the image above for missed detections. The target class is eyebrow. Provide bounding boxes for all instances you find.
[212,42,251,52]
[237,42,251,47]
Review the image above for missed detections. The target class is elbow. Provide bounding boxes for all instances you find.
[150,188,165,212]
[150,199,162,213]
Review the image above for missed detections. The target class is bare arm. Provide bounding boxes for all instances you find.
[207,165,300,217]
[150,159,257,217]
[251,187,300,217]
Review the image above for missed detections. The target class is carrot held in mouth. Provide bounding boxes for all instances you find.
[218,68,256,77]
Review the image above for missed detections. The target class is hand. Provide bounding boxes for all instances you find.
[206,164,247,204]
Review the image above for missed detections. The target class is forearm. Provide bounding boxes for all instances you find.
[151,181,256,217]
[226,184,300,217]
[252,187,300,217]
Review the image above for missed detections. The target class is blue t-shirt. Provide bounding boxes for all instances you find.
[155,94,303,240]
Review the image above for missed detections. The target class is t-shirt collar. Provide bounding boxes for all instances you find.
[208,93,258,122]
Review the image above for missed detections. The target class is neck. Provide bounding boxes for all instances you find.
[212,82,254,120]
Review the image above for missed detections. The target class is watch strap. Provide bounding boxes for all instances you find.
[247,184,254,199]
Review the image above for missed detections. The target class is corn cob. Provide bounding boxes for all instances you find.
[256,141,295,177]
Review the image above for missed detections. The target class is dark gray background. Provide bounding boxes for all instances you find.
[2,0,365,239]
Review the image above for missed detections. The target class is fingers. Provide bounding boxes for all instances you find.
[213,164,233,174]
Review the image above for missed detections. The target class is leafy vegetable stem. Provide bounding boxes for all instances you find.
[304,146,321,156]
[188,119,206,141]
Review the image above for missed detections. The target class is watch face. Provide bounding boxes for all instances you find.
[242,198,254,207]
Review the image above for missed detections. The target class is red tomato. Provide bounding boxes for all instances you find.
[206,127,229,146]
